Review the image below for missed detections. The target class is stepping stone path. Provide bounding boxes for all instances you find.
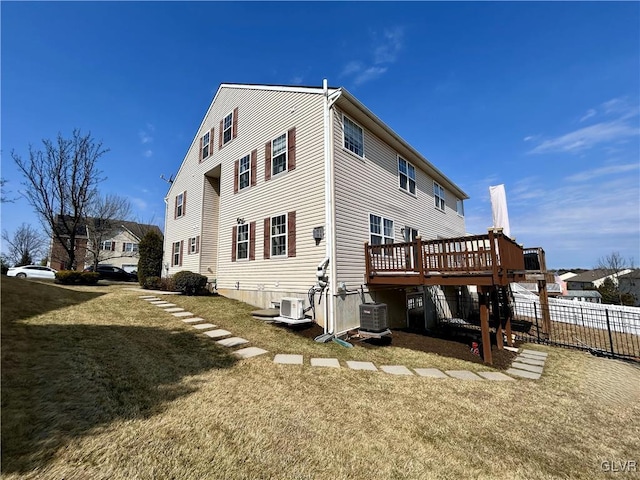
[137,295,549,380]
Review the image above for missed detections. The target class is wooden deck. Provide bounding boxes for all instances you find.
[365,230,530,287]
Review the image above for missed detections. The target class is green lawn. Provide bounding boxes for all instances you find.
[2,276,639,479]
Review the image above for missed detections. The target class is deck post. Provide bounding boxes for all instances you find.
[478,286,493,365]
[488,229,500,285]
[492,288,504,350]
[503,287,514,347]
[416,236,424,278]
[538,279,551,339]
[364,242,371,278]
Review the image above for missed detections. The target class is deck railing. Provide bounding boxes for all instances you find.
[365,230,527,282]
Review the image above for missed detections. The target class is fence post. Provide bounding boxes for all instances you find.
[533,302,541,342]
[605,309,615,357]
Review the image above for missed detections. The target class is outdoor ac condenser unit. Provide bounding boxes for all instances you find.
[280,297,305,320]
[359,303,388,332]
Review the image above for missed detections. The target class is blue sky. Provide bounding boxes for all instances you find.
[2,1,639,269]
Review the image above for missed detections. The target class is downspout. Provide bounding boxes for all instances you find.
[323,79,341,334]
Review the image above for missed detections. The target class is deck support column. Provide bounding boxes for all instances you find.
[538,279,551,339]
[478,286,493,365]
[491,288,504,350]
[503,287,514,347]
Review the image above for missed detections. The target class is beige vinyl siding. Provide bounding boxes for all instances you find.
[332,107,466,289]
[89,229,142,270]
[164,87,327,295]
[200,175,220,278]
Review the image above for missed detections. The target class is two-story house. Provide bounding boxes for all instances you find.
[163,81,472,336]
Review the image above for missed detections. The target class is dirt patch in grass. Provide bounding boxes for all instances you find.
[278,322,519,370]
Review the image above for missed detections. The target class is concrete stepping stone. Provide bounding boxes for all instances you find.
[511,362,544,374]
[504,346,519,353]
[233,347,269,359]
[311,358,340,368]
[172,312,194,317]
[153,303,176,307]
[164,307,184,312]
[203,329,232,339]
[414,368,449,378]
[478,371,516,381]
[274,354,304,365]
[380,365,414,376]
[182,317,206,324]
[507,368,541,380]
[139,295,157,299]
[515,356,545,366]
[216,337,249,347]
[445,370,483,380]
[193,323,216,330]
[521,349,548,358]
[143,297,161,301]
[346,361,378,371]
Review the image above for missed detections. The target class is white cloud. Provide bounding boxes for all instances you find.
[341,26,404,86]
[528,120,638,154]
[143,150,153,158]
[129,197,148,211]
[566,163,639,182]
[523,135,536,142]
[579,108,596,122]
[139,124,155,144]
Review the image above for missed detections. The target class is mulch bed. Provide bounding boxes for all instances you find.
[277,322,519,370]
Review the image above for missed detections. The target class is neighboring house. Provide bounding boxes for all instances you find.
[163,82,469,334]
[564,290,602,303]
[566,268,633,291]
[618,270,640,306]
[517,281,563,297]
[558,272,578,282]
[50,216,162,272]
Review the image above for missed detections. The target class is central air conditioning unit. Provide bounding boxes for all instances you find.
[280,297,305,321]
[359,303,388,332]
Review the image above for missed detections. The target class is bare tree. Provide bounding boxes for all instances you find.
[85,194,132,270]
[2,223,47,267]
[12,130,108,270]
[595,251,635,305]
[1,178,16,203]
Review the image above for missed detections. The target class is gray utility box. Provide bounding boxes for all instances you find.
[359,303,388,332]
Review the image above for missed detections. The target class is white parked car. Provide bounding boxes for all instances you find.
[7,265,57,279]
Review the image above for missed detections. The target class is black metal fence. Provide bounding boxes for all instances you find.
[431,290,640,362]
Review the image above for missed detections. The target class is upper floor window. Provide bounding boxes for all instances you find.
[175,191,186,218]
[100,240,115,251]
[370,214,394,245]
[239,154,250,190]
[188,236,200,254]
[343,115,364,158]
[456,198,464,217]
[237,224,249,260]
[434,182,445,211]
[271,214,287,257]
[272,133,288,176]
[219,107,238,149]
[202,131,210,159]
[223,112,233,145]
[398,157,416,195]
[123,242,139,253]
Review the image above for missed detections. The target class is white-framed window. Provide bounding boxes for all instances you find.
[176,192,185,218]
[100,240,114,251]
[239,154,250,190]
[456,198,464,217]
[369,214,394,245]
[123,242,139,253]
[172,241,181,266]
[271,133,287,176]
[188,236,199,254]
[271,214,287,257]
[223,111,233,145]
[398,157,416,195]
[201,131,210,159]
[434,182,445,211]
[237,224,249,260]
[343,115,364,158]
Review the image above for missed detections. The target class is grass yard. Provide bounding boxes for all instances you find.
[2,277,639,479]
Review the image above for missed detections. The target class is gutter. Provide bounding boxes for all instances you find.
[323,79,341,334]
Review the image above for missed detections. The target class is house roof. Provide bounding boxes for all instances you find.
[171,81,468,201]
[565,290,603,298]
[55,215,161,241]
[619,269,640,280]
[567,269,620,283]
